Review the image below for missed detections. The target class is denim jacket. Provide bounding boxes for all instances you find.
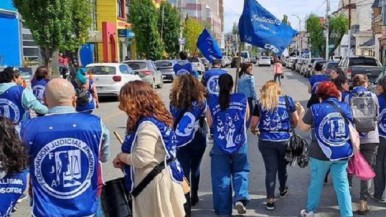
[237,74,257,100]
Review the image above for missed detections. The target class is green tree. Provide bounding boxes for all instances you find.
[130,0,164,60]
[306,14,348,57]
[282,15,291,26]
[159,1,180,58]
[13,0,92,68]
[183,18,204,55]
[13,0,71,66]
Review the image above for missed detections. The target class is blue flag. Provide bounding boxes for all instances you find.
[196,29,223,62]
[239,0,297,55]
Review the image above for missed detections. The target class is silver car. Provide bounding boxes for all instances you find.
[123,60,163,89]
[86,63,141,97]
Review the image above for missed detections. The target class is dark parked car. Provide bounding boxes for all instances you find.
[155,60,176,82]
[322,61,339,76]
[337,56,383,85]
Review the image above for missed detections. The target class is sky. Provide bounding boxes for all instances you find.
[223,0,340,33]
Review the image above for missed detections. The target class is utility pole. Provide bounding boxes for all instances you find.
[292,15,301,57]
[347,0,352,58]
[325,0,330,60]
[161,4,165,41]
[178,0,184,52]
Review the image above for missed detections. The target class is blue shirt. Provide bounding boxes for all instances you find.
[0,83,48,121]
[202,68,227,95]
[309,74,330,94]
[237,74,257,100]
[173,60,199,78]
[378,94,386,138]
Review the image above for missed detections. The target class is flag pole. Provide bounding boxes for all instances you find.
[192,47,198,57]
[234,38,242,93]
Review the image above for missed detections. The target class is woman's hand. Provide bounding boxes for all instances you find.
[113,156,123,169]
[295,102,305,114]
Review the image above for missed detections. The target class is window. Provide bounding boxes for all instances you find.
[117,0,125,19]
[86,66,117,75]
[119,65,133,74]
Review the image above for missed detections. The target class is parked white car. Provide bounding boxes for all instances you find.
[86,63,141,97]
[258,56,271,67]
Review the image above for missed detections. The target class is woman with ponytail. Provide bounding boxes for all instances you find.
[250,80,299,211]
[206,74,250,216]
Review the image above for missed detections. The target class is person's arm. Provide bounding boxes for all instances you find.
[22,89,48,115]
[205,109,213,128]
[288,97,299,127]
[250,76,258,101]
[307,84,312,94]
[250,103,260,134]
[296,102,312,132]
[117,123,159,168]
[92,84,99,108]
[99,122,111,163]
[246,101,250,120]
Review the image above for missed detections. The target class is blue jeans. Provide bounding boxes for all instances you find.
[177,129,207,197]
[210,143,250,215]
[306,158,353,217]
[258,140,288,198]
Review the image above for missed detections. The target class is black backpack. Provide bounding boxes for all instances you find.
[69,72,90,106]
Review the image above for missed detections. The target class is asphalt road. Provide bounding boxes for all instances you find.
[16,66,386,217]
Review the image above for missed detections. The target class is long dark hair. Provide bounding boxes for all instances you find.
[219,74,234,111]
[32,66,50,82]
[0,67,20,83]
[0,117,28,174]
[238,63,252,78]
[333,76,348,92]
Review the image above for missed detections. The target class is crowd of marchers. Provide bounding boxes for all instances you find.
[0,52,386,217]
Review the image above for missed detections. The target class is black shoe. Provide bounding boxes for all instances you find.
[191,194,199,206]
[279,187,289,198]
[266,201,275,211]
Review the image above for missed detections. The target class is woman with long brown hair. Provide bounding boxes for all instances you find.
[170,74,207,207]
[250,80,299,211]
[113,81,186,217]
[237,63,257,128]
[0,117,29,216]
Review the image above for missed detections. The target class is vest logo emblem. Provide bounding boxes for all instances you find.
[175,112,196,137]
[0,98,20,123]
[34,138,95,199]
[32,85,46,101]
[318,113,348,146]
[207,75,220,95]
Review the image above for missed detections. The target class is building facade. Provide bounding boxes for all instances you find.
[168,0,223,43]
[0,0,22,67]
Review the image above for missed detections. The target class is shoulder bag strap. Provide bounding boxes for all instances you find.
[131,158,174,198]
[284,95,295,133]
[325,101,350,124]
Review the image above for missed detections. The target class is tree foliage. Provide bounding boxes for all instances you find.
[183,18,204,55]
[306,14,348,58]
[13,0,92,66]
[130,0,164,60]
[158,1,180,58]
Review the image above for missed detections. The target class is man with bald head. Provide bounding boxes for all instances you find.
[21,78,110,217]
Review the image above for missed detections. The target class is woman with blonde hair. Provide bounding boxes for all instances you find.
[170,74,207,209]
[250,80,299,211]
[113,80,186,217]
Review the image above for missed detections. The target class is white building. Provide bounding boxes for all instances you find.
[168,0,223,44]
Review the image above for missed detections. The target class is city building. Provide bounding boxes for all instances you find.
[168,0,223,43]
[94,0,135,63]
[0,0,22,67]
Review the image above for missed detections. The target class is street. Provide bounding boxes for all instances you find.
[16,66,386,217]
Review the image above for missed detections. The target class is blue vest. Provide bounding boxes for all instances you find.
[202,69,227,95]
[378,94,386,138]
[31,79,49,104]
[173,60,194,76]
[208,93,247,154]
[76,80,96,113]
[257,96,295,142]
[170,100,206,147]
[311,98,353,161]
[0,86,26,124]
[21,113,103,217]
[309,75,330,94]
[0,171,28,216]
[121,117,184,192]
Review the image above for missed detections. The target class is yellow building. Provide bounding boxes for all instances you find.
[96,0,134,62]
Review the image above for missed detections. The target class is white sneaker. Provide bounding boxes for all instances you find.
[235,201,247,214]
[300,209,315,217]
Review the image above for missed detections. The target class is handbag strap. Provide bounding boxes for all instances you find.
[131,158,174,197]
[325,101,350,124]
[284,95,295,134]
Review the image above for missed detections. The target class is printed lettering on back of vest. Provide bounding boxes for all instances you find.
[34,138,95,199]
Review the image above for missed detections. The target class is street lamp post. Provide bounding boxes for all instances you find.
[292,15,301,57]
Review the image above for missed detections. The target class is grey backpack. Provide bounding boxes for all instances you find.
[350,92,377,133]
